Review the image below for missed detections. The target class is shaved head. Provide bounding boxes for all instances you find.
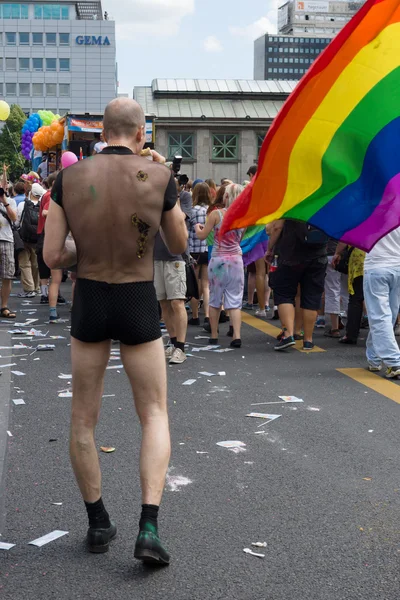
[103,98,146,139]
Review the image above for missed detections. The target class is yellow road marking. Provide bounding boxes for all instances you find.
[241,312,325,353]
[337,368,400,404]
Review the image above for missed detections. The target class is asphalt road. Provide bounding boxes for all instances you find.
[0,281,400,600]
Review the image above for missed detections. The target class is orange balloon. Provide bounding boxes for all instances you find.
[51,121,59,132]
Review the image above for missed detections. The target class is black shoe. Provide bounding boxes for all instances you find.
[203,317,210,325]
[219,310,229,323]
[188,317,200,326]
[87,522,117,553]
[40,295,49,305]
[227,326,234,338]
[274,336,296,351]
[303,341,315,351]
[209,338,219,345]
[339,336,357,345]
[230,339,242,348]
[134,530,170,566]
[272,309,280,320]
[57,295,67,305]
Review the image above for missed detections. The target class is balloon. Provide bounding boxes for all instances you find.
[61,152,78,169]
[0,101,10,121]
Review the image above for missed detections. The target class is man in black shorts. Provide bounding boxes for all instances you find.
[266,220,328,351]
[44,98,188,564]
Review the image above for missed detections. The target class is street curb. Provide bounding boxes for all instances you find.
[0,328,12,535]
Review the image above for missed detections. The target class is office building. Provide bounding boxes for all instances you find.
[278,0,365,35]
[134,79,296,184]
[254,33,331,80]
[0,0,117,115]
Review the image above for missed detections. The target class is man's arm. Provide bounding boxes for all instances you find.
[331,242,347,268]
[160,204,188,255]
[43,201,77,269]
[265,219,284,263]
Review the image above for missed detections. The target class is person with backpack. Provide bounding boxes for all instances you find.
[266,219,328,351]
[16,182,45,298]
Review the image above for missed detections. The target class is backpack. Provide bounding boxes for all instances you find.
[19,200,40,244]
[296,222,329,245]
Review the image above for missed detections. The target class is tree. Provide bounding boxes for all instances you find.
[0,104,28,181]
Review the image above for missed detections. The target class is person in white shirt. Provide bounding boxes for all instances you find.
[92,132,107,155]
[363,227,400,378]
[17,182,45,298]
[38,154,48,180]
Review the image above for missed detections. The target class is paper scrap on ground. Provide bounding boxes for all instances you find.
[100,447,115,453]
[252,542,267,548]
[7,431,12,437]
[218,371,226,376]
[243,548,265,558]
[182,379,196,386]
[0,542,15,550]
[50,336,66,340]
[198,372,216,377]
[247,413,281,421]
[11,371,25,376]
[58,374,72,380]
[36,345,55,351]
[51,502,63,506]
[27,329,48,337]
[106,365,123,370]
[29,530,68,547]
[214,348,234,353]
[195,336,210,340]
[196,451,209,454]
[279,396,304,403]
[102,394,115,398]
[0,363,17,368]
[165,473,192,492]
[12,399,25,405]
[58,391,72,398]
[217,441,246,454]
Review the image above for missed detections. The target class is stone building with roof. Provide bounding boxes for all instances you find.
[133,78,296,184]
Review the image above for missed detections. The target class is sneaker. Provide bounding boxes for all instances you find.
[87,522,117,554]
[255,309,266,318]
[368,364,382,372]
[57,295,67,305]
[274,336,296,351]
[169,348,187,364]
[242,302,253,310]
[134,530,170,565]
[188,317,200,326]
[18,291,35,298]
[315,317,325,328]
[49,314,59,324]
[165,345,174,359]
[303,341,315,351]
[324,329,341,338]
[385,366,400,379]
[40,295,49,305]
[339,336,357,345]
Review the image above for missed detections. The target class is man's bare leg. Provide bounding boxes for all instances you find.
[121,337,171,564]
[170,299,187,346]
[160,299,176,339]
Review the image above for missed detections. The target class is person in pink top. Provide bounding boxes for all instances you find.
[195,184,244,348]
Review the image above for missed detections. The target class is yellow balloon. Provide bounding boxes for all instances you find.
[0,101,10,121]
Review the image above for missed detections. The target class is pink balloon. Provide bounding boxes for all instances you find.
[61,151,78,169]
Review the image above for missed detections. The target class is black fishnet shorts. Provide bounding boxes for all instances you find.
[71,278,162,345]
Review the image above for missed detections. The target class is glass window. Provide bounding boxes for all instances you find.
[59,33,70,46]
[61,6,69,18]
[19,57,29,70]
[32,33,43,45]
[268,47,273,51]
[295,58,299,63]
[46,33,56,45]
[294,48,299,53]
[59,58,70,71]
[295,68,299,73]
[46,83,56,96]
[33,83,43,96]
[284,58,288,63]
[59,83,70,96]
[278,68,283,73]
[311,38,315,43]
[6,32,16,46]
[35,4,70,19]
[289,68,293,73]
[311,48,315,54]
[6,82,16,95]
[300,38,304,43]
[289,47,293,53]
[300,48,304,53]
[1,4,29,18]
[257,133,264,157]
[168,133,194,160]
[6,58,16,71]
[300,58,304,63]
[46,58,56,71]
[279,58,283,63]
[19,32,29,45]
[284,68,288,73]
[19,82,30,96]
[278,48,283,53]
[33,58,43,71]
[279,37,283,42]
[212,134,238,161]
[273,68,277,73]
[284,47,288,53]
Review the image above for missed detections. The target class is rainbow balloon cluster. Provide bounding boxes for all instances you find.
[21,110,63,159]
[21,113,42,160]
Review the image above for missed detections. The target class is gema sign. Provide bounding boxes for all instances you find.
[75,36,111,46]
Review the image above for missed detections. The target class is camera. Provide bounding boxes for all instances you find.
[172,155,183,175]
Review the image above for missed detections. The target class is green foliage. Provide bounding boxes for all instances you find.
[0,104,28,181]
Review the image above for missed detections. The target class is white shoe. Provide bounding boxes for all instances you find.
[368,364,382,372]
[165,345,174,359]
[169,348,187,364]
[385,366,400,379]
[255,309,266,317]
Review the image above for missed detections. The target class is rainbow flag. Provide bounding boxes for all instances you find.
[222,0,400,252]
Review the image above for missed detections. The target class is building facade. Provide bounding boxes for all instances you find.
[0,0,117,115]
[134,79,295,184]
[278,0,365,35]
[254,33,331,80]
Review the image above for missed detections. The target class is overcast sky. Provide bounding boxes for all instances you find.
[103,0,278,95]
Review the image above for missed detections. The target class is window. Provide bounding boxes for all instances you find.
[300,58,304,63]
[59,32,70,46]
[19,57,30,70]
[294,48,299,53]
[59,58,70,72]
[289,68,293,73]
[59,83,70,96]
[284,47,288,53]
[6,83,16,95]
[284,58,288,63]
[19,32,30,45]
[167,133,194,160]
[278,68,283,73]
[33,83,43,96]
[33,58,43,71]
[19,83,30,96]
[289,47,294,53]
[257,133,264,157]
[6,32,16,46]
[310,48,315,54]
[0,58,2,71]
[300,38,304,43]
[284,68,288,73]
[311,38,315,43]
[279,37,283,42]
[212,134,238,161]
[268,58,272,63]
[46,83,56,96]
[6,58,16,71]
[46,58,56,71]
[295,58,299,63]
[35,4,69,19]
[300,48,304,53]
[46,33,57,45]
[268,47,273,51]
[0,4,29,18]
[295,68,299,73]
[32,33,43,45]
[279,58,283,63]
[273,68,277,73]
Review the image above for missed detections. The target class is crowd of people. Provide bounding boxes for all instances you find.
[0,97,399,567]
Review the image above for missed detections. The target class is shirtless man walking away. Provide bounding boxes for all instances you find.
[44,98,188,565]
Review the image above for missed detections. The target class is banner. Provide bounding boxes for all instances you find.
[68,118,103,133]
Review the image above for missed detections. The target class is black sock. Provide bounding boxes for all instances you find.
[175,341,185,352]
[84,497,111,529]
[139,504,159,533]
[170,337,177,347]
